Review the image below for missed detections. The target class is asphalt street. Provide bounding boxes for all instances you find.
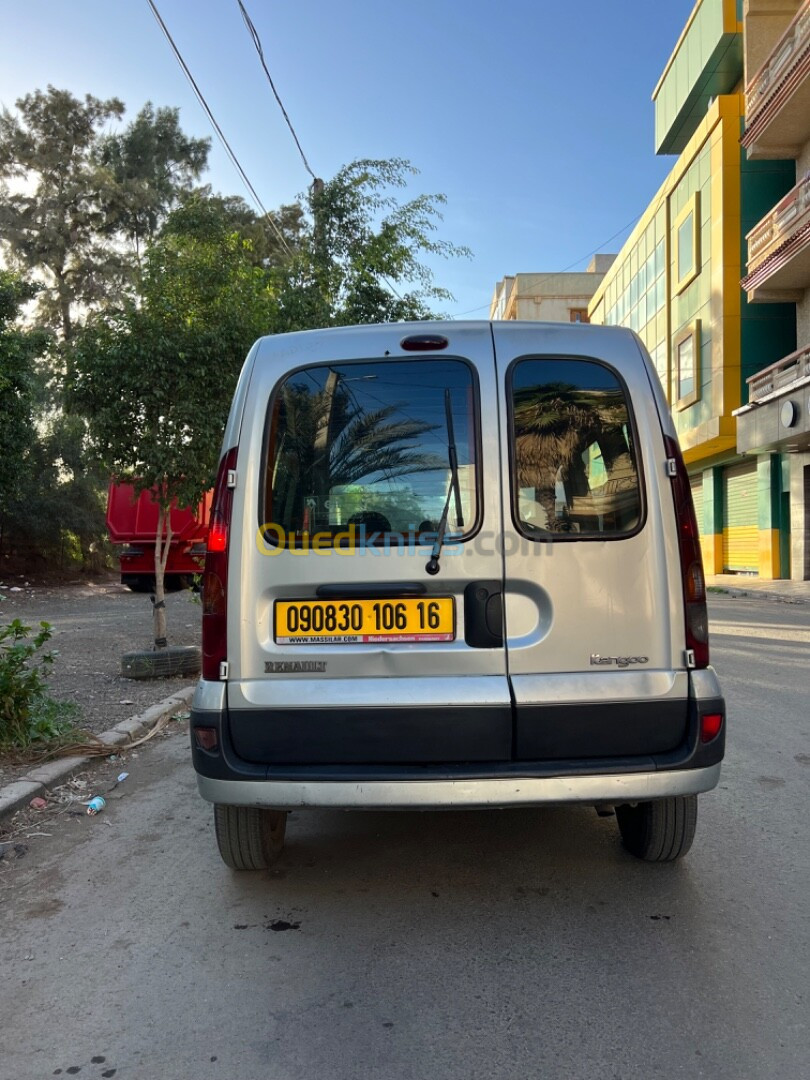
[1,595,808,1080]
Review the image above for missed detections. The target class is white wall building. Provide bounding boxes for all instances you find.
[490,255,616,323]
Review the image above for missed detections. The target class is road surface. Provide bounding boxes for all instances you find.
[1,595,807,1080]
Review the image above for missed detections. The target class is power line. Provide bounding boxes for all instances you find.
[145,0,293,259]
[236,0,316,182]
[235,2,420,310]
[453,212,643,319]
[464,166,690,321]
[235,2,414,309]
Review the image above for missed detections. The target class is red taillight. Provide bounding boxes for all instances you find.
[194,726,219,751]
[207,523,228,553]
[202,447,237,681]
[700,713,723,743]
[664,434,709,669]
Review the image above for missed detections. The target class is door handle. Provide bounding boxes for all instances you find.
[464,581,503,648]
[316,582,427,599]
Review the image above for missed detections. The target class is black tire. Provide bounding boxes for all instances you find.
[214,805,287,870]
[164,574,191,592]
[616,795,697,862]
[123,575,156,593]
[123,574,188,592]
[121,645,201,680]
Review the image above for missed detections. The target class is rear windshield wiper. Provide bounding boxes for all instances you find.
[426,388,464,575]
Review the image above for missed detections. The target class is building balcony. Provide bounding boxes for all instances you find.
[742,1,810,158]
[734,343,810,453]
[742,171,810,299]
[746,341,810,401]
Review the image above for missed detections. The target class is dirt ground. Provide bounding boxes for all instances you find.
[0,573,197,787]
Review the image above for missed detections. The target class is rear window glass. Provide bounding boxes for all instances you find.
[510,358,642,538]
[262,359,478,546]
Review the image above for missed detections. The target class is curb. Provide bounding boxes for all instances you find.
[707,585,808,604]
[0,684,195,824]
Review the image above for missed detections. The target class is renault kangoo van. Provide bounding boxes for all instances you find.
[190,321,725,868]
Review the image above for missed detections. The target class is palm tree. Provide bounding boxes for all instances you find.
[513,382,637,532]
[270,378,444,533]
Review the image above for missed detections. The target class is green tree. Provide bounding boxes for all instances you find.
[0,271,108,572]
[164,187,304,268]
[69,208,278,647]
[94,102,210,265]
[0,87,127,340]
[0,88,213,338]
[0,272,47,538]
[273,158,470,331]
[0,91,218,577]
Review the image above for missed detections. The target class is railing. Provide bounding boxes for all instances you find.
[746,0,810,118]
[747,343,810,402]
[746,171,810,270]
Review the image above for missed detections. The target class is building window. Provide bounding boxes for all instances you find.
[569,309,589,323]
[673,192,701,294]
[675,321,701,409]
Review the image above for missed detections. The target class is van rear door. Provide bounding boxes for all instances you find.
[492,323,690,761]
[226,323,511,765]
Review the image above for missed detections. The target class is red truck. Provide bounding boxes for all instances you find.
[106,483,212,592]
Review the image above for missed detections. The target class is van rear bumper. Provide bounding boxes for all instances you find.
[196,764,721,809]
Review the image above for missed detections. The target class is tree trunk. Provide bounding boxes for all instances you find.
[53,268,73,342]
[153,505,173,649]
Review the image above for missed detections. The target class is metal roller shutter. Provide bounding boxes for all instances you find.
[690,476,704,537]
[723,462,758,573]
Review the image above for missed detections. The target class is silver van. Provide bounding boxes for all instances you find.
[191,321,725,869]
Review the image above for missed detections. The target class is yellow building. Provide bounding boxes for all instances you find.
[589,0,796,577]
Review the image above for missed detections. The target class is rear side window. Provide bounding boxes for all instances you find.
[510,358,642,538]
[262,359,478,546]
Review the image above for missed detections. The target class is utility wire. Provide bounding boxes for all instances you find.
[453,212,644,319]
[466,164,688,321]
[145,0,293,258]
[235,2,414,305]
[237,0,317,182]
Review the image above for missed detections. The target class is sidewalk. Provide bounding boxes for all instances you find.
[0,685,194,824]
[705,573,810,603]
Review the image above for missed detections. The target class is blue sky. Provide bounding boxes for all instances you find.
[1,1,695,317]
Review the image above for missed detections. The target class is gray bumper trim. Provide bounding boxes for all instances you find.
[196,764,721,809]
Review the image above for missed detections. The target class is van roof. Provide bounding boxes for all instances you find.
[253,319,639,347]
[249,322,644,377]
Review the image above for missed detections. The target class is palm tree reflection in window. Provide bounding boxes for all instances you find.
[513,372,640,536]
[268,371,449,539]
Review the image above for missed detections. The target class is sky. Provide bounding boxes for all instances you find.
[0,0,697,319]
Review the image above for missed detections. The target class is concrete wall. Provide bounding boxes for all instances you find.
[743,0,802,83]
[794,139,810,370]
[490,267,615,322]
[797,292,810,347]
[789,451,810,579]
[587,254,617,274]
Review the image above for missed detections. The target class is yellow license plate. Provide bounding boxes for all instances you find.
[274,597,455,645]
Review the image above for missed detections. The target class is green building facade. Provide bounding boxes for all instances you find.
[589,0,796,577]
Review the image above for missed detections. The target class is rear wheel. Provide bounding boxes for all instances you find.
[213,805,287,870]
[123,575,155,593]
[616,795,697,862]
